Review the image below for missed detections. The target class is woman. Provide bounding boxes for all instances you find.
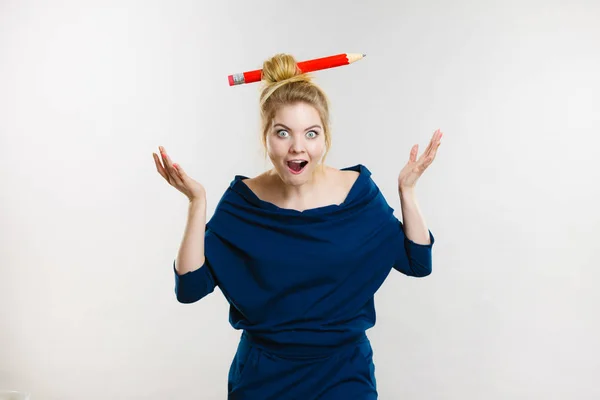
[153,53,442,399]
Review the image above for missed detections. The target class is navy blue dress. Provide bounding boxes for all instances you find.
[174,164,435,399]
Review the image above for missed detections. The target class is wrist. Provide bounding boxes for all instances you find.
[189,198,206,209]
[398,186,415,196]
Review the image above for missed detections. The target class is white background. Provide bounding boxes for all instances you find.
[1,0,599,399]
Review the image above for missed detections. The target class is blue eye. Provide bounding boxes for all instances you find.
[276,129,319,138]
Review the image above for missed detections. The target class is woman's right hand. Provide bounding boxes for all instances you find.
[153,146,206,203]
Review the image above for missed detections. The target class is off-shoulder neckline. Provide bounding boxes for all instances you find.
[229,164,370,215]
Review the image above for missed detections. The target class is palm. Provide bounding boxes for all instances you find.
[398,129,443,190]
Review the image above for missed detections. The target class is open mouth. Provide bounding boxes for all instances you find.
[286,160,308,174]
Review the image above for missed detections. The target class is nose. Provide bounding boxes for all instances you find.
[289,136,306,154]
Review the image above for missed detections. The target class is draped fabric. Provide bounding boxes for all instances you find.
[174,164,435,350]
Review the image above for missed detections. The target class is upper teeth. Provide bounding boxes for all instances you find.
[290,160,303,163]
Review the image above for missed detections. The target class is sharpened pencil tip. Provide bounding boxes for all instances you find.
[363,53,367,57]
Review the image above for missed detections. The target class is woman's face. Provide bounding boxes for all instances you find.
[266,102,326,185]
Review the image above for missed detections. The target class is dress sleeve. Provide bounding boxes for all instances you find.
[173,251,217,304]
[392,219,435,277]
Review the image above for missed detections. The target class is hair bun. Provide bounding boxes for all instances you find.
[262,53,310,84]
[259,53,315,108]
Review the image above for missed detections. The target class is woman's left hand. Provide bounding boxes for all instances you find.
[398,129,443,191]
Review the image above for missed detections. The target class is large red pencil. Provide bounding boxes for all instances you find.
[228,53,366,86]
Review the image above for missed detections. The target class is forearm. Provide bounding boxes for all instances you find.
[398,188,430,245]
[175,200,207,275]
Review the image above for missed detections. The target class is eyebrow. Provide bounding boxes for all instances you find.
[273,123,322,131]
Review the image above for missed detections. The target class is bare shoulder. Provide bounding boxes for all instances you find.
[241,172,269,198]
[328,166,359,188]
[342,168,360,183]
[322,166,360,202]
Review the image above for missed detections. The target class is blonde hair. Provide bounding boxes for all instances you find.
[259,54,332,169]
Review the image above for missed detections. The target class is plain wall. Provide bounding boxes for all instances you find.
[1,0,599,398]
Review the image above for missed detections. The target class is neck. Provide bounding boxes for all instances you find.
[268,165,327,204]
